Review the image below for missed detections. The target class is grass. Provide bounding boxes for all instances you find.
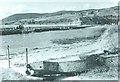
[2,68,29,80]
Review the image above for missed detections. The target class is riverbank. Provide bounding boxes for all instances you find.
[0,25,118,80]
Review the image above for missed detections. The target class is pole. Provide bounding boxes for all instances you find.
[25,48,31,75]
[26,48,28,65]
[7,45,10,68]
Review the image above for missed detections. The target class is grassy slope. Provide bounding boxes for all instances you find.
[62,25,118,80]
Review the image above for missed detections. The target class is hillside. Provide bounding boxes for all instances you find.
[2,6,118,25]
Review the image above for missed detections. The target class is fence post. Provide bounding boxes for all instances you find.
[26,48,28,65]
[7,45,10,68]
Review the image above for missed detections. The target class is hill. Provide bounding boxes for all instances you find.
[2,6,118,25]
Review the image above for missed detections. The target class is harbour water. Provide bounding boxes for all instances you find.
[0,29,85,55]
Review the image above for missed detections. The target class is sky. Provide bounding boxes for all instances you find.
[0,0,119,20]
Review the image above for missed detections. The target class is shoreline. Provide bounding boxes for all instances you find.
[0,25,92,35]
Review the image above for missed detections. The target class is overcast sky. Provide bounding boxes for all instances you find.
[0,0,119,20]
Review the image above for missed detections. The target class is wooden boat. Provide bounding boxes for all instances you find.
[25,50,111,76]
[26,59,88,76]
[25,49,119,76]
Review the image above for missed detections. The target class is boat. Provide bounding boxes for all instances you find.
[25,50,112,76]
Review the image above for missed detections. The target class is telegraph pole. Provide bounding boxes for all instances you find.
[7,45,10,68]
